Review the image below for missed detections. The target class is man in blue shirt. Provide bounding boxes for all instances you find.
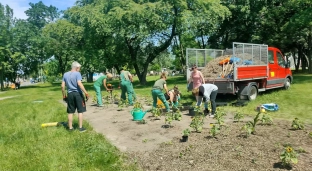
[62,61,89,132]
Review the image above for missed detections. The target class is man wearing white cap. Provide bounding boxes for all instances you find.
[61,61,89,132]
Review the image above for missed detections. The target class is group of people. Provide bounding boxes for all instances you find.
[188,65,218,118]
[61,61,218,132]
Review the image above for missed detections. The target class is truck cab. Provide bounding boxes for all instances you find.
[267,47,292,90]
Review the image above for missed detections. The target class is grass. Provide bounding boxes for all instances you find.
[0,84,137,171]
[0,73,311,170]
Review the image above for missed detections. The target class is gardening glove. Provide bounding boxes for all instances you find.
[85,93,90,102]
[63,96,67,103]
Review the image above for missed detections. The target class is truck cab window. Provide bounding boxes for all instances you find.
[277,53,285,67]
[268,50,274,64]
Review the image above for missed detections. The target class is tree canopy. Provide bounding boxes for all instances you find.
[0,0,312,88]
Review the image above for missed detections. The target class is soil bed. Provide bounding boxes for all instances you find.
[130,120,312,171]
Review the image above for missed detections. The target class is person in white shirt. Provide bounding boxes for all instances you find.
[192,83,218,118]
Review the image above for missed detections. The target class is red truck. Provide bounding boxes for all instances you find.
[186,42,292,100]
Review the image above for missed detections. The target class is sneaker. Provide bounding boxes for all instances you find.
[79,127,86,132]
[97,104,104,107]
[68,128,74,132]
[209,114,215,118]
[204,109,209,116]
[166,110,173,113]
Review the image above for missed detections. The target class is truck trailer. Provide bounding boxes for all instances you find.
[186,42,292,100]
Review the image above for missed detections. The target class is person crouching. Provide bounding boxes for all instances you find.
[152,72,171,112]
[192,83,218,118]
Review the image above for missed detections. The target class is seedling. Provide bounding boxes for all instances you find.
[165,112,174,126]
[210,124,220,137]
[173,109,182,121]
[261,113,273,125]
[151,107,162,119]
[133,101,143,110]
[117,99,128,111]
[234,111,244,122]
[280,146,298,166]
[182,128,191,136]
[241,110,273,137]
[190,106,205,133]
[291,118,304,130]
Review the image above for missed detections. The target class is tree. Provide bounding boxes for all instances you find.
[43,20,84,75]
[67,0,230,84]
[0,3,14,90]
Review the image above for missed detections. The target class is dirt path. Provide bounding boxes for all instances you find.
[75,98,236,152]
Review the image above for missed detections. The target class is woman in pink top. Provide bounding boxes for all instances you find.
[188,65,205,102]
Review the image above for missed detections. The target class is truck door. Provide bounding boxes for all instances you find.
[266,48,284,89]
[276,51,288,82]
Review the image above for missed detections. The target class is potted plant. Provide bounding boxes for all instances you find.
[182,128,191,142]
[189,102,197,116]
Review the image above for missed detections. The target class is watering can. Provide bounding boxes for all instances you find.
[131,109,149,121]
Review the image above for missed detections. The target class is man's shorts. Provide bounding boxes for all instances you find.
[67,92,86,113]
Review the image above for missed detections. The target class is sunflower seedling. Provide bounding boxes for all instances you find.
[280,146,298,166]
[291,118,304,130]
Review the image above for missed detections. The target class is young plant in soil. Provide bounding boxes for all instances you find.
[117,99,127,111]
[133,101,144,110]
[280,146,298,167]
[151,107,162,120]
[291,118,304,130]
[165,112,174,127]
[260,113,273,125]
[173,109,182,121]
[190,106,205,133]
[234,111,244,122]
[241,109,272,137]
[210,124,220,137]
[182,128,191,142]
[214,107,227,125]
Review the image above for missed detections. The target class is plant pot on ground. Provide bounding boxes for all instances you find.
[181,128,191,142]
[181,136,188,142]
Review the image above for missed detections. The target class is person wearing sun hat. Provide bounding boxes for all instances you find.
[192,83,218,118]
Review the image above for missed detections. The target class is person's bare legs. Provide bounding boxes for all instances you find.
[78,113,83,128]
[68,114,74,129]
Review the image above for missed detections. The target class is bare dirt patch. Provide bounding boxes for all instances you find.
[66,98,312,171]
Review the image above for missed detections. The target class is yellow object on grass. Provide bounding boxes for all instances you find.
[41,122,58,128]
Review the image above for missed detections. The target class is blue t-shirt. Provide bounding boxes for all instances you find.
[62,71,82,93]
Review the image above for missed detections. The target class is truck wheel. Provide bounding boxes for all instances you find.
[284,78,290,90]
[248,86,258,100]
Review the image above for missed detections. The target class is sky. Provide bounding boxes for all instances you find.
[0,0,76,19]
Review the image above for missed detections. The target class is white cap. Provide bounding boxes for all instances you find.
[72,61,81,69]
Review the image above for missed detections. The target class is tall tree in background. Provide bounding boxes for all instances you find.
[0,4,14,90]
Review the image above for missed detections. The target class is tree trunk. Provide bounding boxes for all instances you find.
[87,71,93,82]
[0,67,4,91]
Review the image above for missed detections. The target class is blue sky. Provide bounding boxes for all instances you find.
[0,0,76,19]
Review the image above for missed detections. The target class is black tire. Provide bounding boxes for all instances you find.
[284,78,291,90]
[248,86,258,101]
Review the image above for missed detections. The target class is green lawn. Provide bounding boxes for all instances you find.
[0,84,137,171]
[0,73,311,170]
